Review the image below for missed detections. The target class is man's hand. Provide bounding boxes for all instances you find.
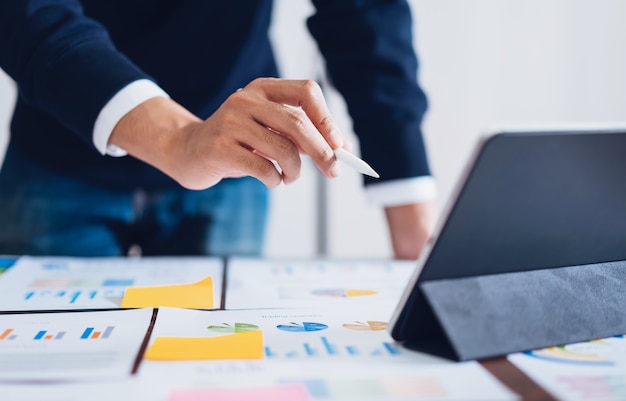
[385,201,438,260]
[109,78,344,189]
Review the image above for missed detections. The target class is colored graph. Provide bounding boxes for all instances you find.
[33,330,66,340]
[311,289,378,298]
[207,323,259,333]
[0,328,17,340]
[342,321,387,331]
[22,277,135,307]
[29,278,135,288]
[276,322,328,332]
[265,336,402,358]
[0,257,17,275]
[23,288,124,304]
[80,326,115,340]
[524,341,613,366]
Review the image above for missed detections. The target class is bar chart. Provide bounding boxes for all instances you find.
[0,328,17,340]
[33,330,66,340]
[0,256,224,310]
[264,336,403,359]
[24,289,122,304]
[81,326,115,340]
[0,309,152,380]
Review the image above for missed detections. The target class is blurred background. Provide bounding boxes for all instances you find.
[1,0,625,259]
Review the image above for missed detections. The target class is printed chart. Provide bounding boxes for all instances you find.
[0,256,223,310]
[0,308,153,381]
[225,258,416,309]
[522,343,614,366]
[145,306,433,363]
[139,307,517,401]
[0,255,17,274]
[276,322,329,332]
[509,335,626,400]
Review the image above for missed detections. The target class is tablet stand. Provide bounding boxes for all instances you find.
[403,259,626,361]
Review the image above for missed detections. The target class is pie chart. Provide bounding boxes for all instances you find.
[276,322,328,332]
[524,340,614,366]
[342,321,388,331]
[207,323,260,333]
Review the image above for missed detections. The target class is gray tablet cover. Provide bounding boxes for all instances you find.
[390,129,626,361]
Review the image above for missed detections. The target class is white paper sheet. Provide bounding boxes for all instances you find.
[138,307,518,401]
[0,379,141,401]
[225,258,416,310]
[509,335,626,401]
[0,308,153,382]
[0,256,223,310]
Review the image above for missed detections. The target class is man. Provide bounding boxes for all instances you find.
[0,0,436,259]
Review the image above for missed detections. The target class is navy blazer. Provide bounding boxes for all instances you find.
[0,0,430,190]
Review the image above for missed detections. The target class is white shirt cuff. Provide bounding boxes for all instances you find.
[93,79,170,156]
[364,176,437,207]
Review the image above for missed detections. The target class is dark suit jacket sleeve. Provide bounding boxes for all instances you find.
[308,0,431,185]
[0,0,150,144]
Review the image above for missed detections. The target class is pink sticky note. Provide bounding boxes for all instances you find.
[169,383,311,401]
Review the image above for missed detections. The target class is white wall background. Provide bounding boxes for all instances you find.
[1,0,626,258]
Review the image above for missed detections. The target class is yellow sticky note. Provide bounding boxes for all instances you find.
[121,276,213,309]
[145,330,264,361]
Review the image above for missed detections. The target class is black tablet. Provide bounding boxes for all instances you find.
[389,128,626,361]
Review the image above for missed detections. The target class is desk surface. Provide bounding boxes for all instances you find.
[482,359,557,401]
[0,256,604,400]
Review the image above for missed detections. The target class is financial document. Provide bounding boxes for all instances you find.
[225,258,416,310]
[0,256,222,310]
[509,335,626,401]
[137,307,518,401]
[0,308,153,382]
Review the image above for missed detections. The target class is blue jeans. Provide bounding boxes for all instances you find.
[0,148,268,257]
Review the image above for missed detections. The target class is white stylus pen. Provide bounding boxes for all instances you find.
[334,148,380,178]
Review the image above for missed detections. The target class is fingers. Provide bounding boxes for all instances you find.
[234,79,345,178]
[249,79,342,142]
[188,122,287,189]
[131,80,344,191]
[228,146,284,189]
[236,120,302,185]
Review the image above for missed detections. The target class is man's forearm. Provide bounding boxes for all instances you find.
[109,96,201,187]
[385,201,437,260]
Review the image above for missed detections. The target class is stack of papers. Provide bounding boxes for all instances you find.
[0,256,519,401]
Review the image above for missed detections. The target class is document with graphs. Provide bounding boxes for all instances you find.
[0,308,153,381]
[0,256,222,311]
